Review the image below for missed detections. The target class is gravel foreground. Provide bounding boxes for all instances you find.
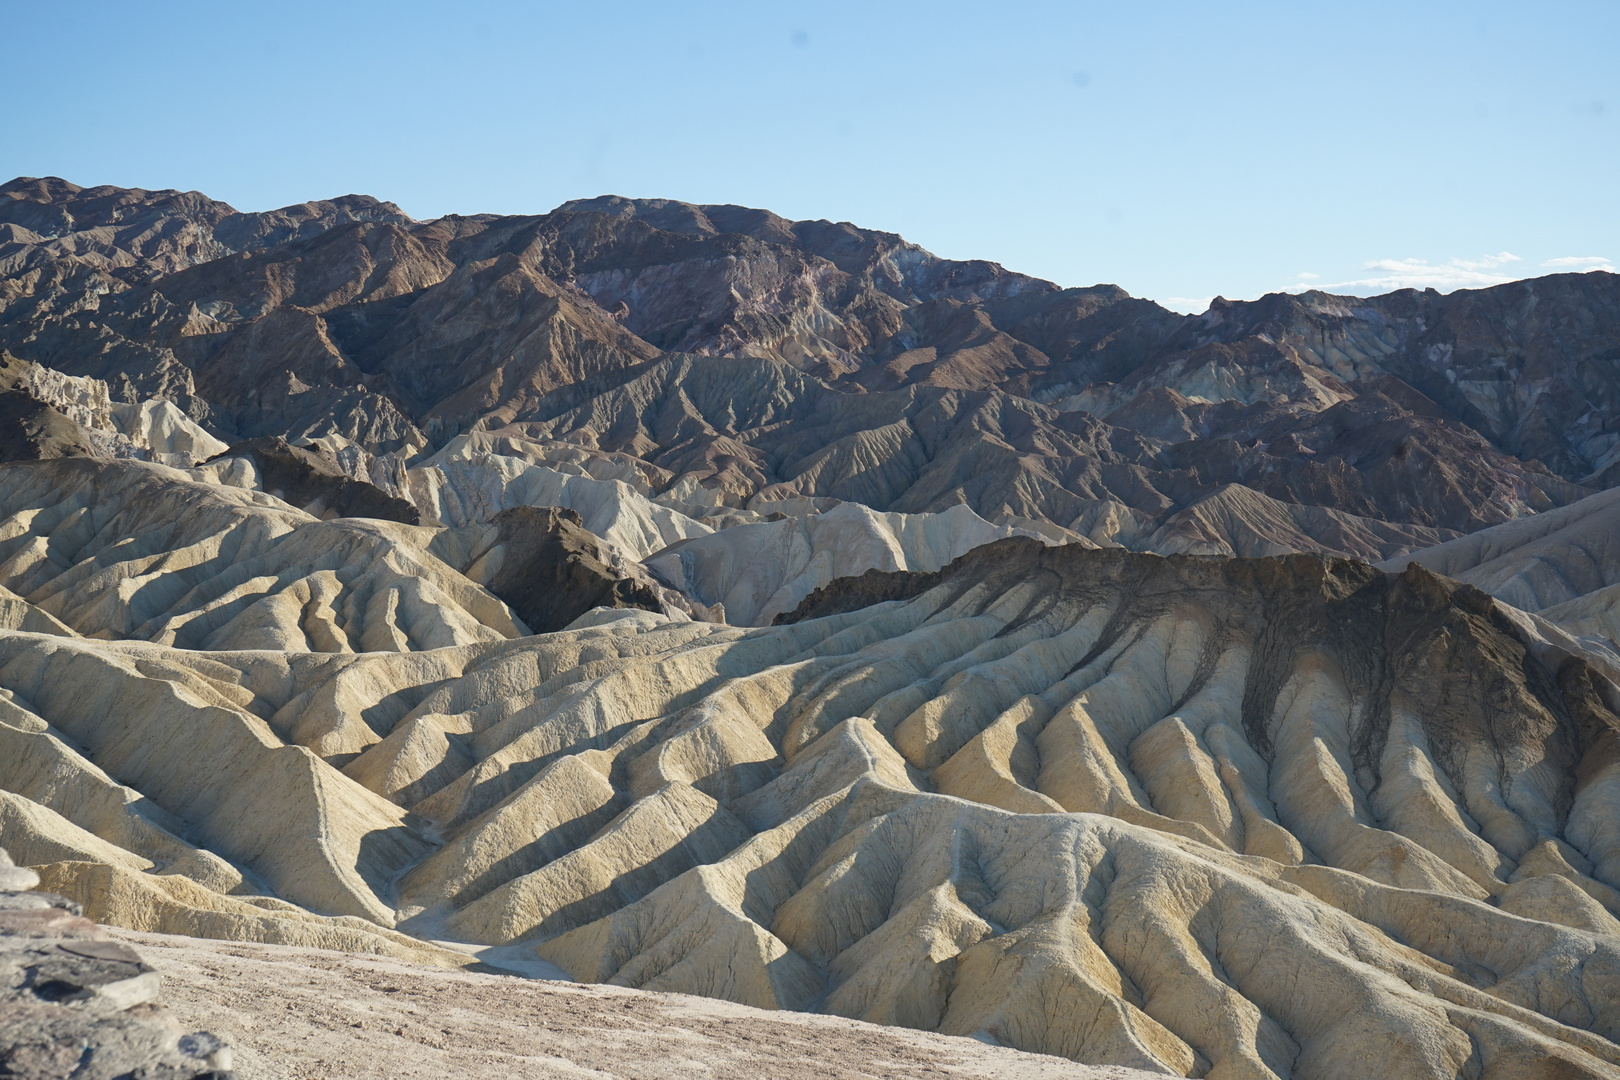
[114,929,1157,1080]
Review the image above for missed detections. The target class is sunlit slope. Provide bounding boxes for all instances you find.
[1,538,1617,1076]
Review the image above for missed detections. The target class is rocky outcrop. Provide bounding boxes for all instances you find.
[0,391,100,464]
[430,505,708,632]
[8,174,1620,1078]
[406,434,712,555]
[0,353,228,467]
[0,846,233,1080]
[200,437,420,524]
[3,541,1618,1076]
[127,931,1158,1080]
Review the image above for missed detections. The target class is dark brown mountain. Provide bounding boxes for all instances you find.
[1,175,1615,561]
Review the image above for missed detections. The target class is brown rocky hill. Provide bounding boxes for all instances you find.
[3,176,1614,562]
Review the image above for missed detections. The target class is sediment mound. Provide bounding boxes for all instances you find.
[1,540,1617,1076]
[0,458,524,650]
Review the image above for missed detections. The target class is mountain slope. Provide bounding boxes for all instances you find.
[3,176,1612,565]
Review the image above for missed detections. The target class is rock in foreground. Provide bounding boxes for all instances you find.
[117,930,1155,1080]
[0,847,232,1080]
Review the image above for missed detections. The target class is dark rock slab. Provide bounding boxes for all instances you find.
[206,436,419,524]
[449,505,708,633]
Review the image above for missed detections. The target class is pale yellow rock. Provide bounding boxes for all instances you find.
[0,583,75,635]
[397,755,624,914]
[1,536,1618,1078]
[0,789,153,872]
[0,458,523,653]
[1499,874,1620,936]
[933,696,1064,815]
[0,698,246,892]
[446,781,752,945]
[34,861,472,969]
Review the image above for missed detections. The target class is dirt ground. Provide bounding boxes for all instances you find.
[115,930,1158,1080]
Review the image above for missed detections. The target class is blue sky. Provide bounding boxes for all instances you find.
[3,1,1615,312]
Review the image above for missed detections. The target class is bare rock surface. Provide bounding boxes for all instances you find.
[1385,485,1620,612]
[0,457,525,650]
[200,437,419,524]
[0,352,227,467]
[407,434,712,556]
[2,176,1610,561]
[647,501,1059,626]
[431,505,708,632]
[115,929,1151,1080]
[0,846,232,1079]
[8,175,1620,1079]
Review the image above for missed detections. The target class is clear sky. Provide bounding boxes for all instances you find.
[3,1,1615,312]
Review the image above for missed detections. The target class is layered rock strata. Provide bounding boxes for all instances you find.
[3,177,1611,563]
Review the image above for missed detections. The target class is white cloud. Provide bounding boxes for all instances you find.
[1161,252,1613,314]
[1542,255,1616,273]
[1282,252,1523,294]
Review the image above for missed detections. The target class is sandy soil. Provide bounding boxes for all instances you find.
[115,930,1157,1080]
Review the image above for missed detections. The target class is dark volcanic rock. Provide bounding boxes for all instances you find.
[208,437,419,523]
[0,392,97,464]
[441,505,705,632]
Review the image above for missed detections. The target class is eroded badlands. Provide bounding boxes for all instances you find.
[1,463,1617,1078]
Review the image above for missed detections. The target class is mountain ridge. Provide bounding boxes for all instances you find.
[7,174,1620,1077]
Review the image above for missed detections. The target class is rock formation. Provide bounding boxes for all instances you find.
[647,501,1057,625]
[0,458,525,650]
[126,930,1159,1080]
[430,505,708,632]
[0,353,227,467]
[2,176,1609,564]
[1387,486,1620,612]
[200,437,420,524]
[0,846,233,1079]
[2,531,1618,1076]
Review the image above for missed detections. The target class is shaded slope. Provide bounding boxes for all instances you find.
[1384,486,1620,612]
[203,436,420,524]
[429,504,706,632]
